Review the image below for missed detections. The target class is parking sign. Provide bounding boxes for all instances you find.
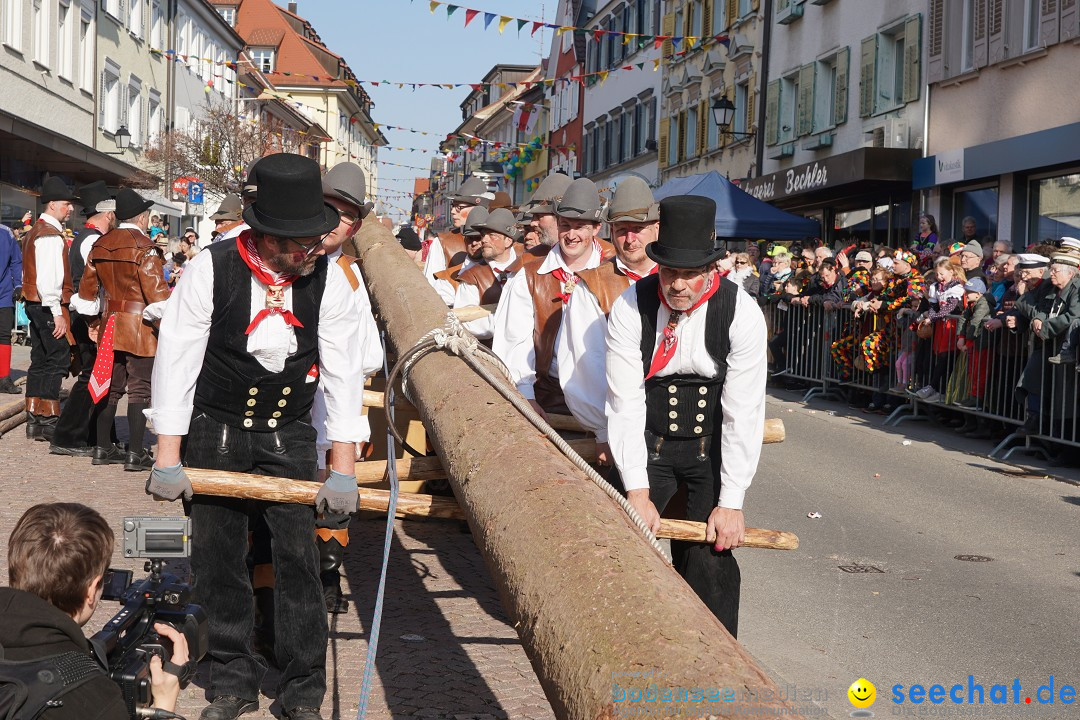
[187,181,205,204]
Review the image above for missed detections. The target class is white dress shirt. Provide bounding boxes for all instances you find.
[452,249,518,340]
[422,234,448,280]
[491,244,603,400]
[433,256,478,306]
[605,281,767,508]
[149,248,368,444]
[34,214,67,316]
[556,259,654,442]
[311,247,385,463]
[70,223,169,320]
[78,228,101,264]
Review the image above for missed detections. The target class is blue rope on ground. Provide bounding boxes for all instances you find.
[356,333,399,719]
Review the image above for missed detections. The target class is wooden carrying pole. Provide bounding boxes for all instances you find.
[183,468,799,550]
[350,222,802,719]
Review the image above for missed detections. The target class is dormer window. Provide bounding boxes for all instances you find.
[217,6,236,26]
[251,47,275,73]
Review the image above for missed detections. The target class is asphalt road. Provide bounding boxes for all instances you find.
[739,389,1080,720]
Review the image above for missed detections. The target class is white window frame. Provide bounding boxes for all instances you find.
[734,80,749,137]
[739,0,753,17]
[876,24,906,112]
[779,72,798,143]
[79,12,93,91]
[1023,0,1040,51]
[150,1,163,47]
[128,0,142,39]
[960,0,975,73]
[101,59,121,132]
[57,0,74,79]
[127,75,142,146]
[814,54,838,131]
[148,89,162,142]
[707,92,721,149]
[251,47,274,74]
[217,6,236,26]
[32,0,49,67]
[104,0,122,23]
[3,0,24,50]
[684,105,697,158]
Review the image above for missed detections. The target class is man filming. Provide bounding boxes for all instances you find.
[0,502,189,719]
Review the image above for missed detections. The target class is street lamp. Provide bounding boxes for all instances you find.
[711,97,754,139]
[105,125,131,155]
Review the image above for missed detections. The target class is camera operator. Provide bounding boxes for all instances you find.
[0,502,189,719]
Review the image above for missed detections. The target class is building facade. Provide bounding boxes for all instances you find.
[744,0,927,248]
[658,0,763,186]
[0,0,140,224]
[914,0,1080,251]
[545,0,587,176]
[580,0,661,192]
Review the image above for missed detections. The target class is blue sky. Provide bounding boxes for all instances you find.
[300,0,559,220]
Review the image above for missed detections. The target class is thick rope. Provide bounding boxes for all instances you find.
[385,314,666,558]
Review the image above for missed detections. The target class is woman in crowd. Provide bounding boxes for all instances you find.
[913,214,939,271]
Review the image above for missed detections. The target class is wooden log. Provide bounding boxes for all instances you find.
[183,468,799,550]
[350,220,802,718]
[451,304,496,322]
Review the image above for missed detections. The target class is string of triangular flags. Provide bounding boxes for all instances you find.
[373,121,573,153]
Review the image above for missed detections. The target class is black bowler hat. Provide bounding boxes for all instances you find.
[241,154,339,239]
[645,196,722,269]
[396,226,422,251]
[77,181,115,216]
[40,177,76,204]
[114,187,154,221]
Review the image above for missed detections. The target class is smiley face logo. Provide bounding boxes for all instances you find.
[848,678,876,709]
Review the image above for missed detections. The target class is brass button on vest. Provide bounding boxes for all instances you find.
[282,387,292,396]
[669,423,678,432]
[249,388,258,396]
[278,399,287,408]
[268,419,278,428]
[246,399,256,407]
[243,418,253,428]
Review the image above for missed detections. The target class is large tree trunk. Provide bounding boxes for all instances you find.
[351,223,801,719]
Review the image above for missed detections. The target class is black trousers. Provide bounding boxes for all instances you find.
[24,302,69,405]
[645,429,741,637]
[53,314,109,447]
[0,305,13,346]
[183,412,326,709]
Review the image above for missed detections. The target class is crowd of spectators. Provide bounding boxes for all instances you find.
[747,219,1080,446]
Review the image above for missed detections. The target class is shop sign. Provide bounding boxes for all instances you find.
[934,149,965,185]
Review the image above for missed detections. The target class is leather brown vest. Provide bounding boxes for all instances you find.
[439,230,467,267]
[457,255,524,306]
[523,262,569,414]
[434,263,465,290]
[576,259,636,317]
[21,219,73,305]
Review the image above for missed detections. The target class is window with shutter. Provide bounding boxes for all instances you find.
[1040,0,1061,47]
[726,0,737,29]
[98,70,107,127]
[988,0,1005,62]
[745,73,756,133]
[973,0,989,68]
[697,101,707,155]
[704,0,713,38]
[858,35,877,117]
[658,117,670,168]
[903,15,921,103]
[1063,0,1079,41]
[797,63,815,136]
[764,79,779,146]
[120,84,128,127]
[661,12,675,64]
[927,0,945,82]
[140,97,148,146]
[833,47,849,125]
[678,111,687,163]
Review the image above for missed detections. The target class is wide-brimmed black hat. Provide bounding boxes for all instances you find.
[40,177,76,204]
[396,227,422,251]
[114,187,155,221]
[77,181,115,216]
[241,154,339,239]
[645,196,722,269]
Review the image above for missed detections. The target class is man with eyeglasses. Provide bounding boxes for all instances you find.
[145,154,367,720]
[431,207,489,306]
[422,176,491,282]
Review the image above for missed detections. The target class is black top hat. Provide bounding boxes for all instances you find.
[114,187,155,222]
[645,196,722,269]
[241,154,339,239]
[40,177,76,204]
[396,227,422,251]
[77,181,114,216]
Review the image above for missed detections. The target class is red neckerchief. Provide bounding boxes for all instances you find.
[420,237,433,262]
[551,267,578,304]
[623,264,658,283]
[236,233,305,335]
[88,315,118,404]
[645,272,720,380]
[84,223,104,234]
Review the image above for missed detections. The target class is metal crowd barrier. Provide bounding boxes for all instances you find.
[763,296,1079,464]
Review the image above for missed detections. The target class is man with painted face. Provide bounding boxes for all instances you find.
[605,195,767,637]
[521,172,572,250]
[432,207,488,306]
[557,177,658,468]
[452,208,523,340]
[492,178,609,418]
[422,176,490,281]
[146,153,367,720]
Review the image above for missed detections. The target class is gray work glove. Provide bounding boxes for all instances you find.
[146,463,194,502]
[315,470,358,515]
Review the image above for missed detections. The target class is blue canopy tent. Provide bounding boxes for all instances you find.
[653,171,819,241]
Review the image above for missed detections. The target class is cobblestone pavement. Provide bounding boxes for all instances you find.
[0,348,555,720]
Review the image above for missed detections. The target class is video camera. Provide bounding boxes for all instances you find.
[91,517,208,718]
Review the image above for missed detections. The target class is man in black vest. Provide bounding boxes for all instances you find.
[145,154,367,720]
[51,181,116,456]
[605,196,767,637]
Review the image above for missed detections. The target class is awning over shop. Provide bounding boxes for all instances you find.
[141,192,185,218]
[654,170,819,240]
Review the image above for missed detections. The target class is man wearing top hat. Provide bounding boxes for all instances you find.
[146,153,367,720]
[432,207,488,306]
[423,176,490,281]
[49,181,118,456]
[452,208,523,340]
[71,188,171,471]
[521,172,572,249]
[492,178,610,418]
[556,177,659,466]
[606,196,767,637]
[22,177,78,441]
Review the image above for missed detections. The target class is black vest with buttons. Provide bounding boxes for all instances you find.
[637,274,738,439]
[192,239,326,432]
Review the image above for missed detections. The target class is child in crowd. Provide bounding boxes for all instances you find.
[956,277,994,416]
[911,257,966,402]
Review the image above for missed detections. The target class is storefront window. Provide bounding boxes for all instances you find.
[1,183,36,229]
[1029,173,1080,248]
[953,186,998,245]
[834,208,873,249]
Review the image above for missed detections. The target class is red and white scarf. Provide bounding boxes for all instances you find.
[237,233,305,335]
[645,272,720,380]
